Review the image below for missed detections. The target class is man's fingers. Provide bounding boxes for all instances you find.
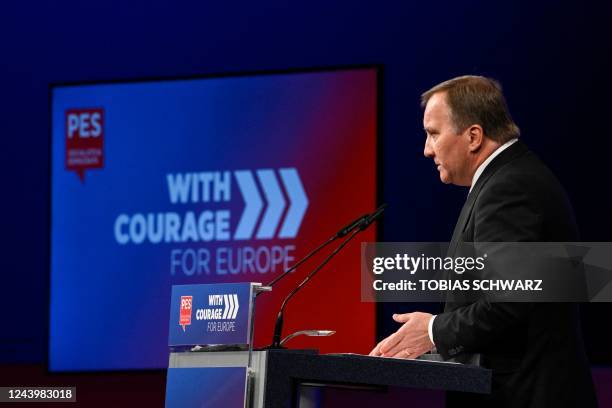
[368,345,378,356]
[379,332,401,354]
[374,339,388,355]
[384,340,410,358]
[369,339,385,356]
[387,347,415,359]
[392,313,411,323]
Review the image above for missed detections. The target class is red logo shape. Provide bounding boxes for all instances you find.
[180,296,193,332]
[65,108,105,182]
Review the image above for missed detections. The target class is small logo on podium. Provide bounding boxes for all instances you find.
[179,295,193,331]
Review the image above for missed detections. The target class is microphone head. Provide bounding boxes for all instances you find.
[336,214,369,238]
[360,203,387,230]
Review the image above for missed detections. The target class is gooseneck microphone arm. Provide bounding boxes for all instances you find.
[264,213,370,289]
[269,204,386,348]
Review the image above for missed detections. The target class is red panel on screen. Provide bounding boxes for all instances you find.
[250,72,378,353]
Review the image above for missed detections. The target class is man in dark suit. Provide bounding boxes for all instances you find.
[370,76,597,407]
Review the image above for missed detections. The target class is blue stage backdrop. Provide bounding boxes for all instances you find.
[49,68,378,371]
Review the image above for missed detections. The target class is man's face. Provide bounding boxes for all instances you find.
[423,92,471,186]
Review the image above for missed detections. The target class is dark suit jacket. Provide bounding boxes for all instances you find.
[432,140,597,407]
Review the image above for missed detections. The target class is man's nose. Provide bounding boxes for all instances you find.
[424,136,434,158]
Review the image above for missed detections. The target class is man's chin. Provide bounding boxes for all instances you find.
[439,173,451,184]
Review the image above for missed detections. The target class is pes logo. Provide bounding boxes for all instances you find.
[179,295,193,332]
[65,108,104,182]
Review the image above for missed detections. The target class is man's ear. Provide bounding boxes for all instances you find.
[467,125,484,152]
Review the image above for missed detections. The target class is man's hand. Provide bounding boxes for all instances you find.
[369,312,434,359]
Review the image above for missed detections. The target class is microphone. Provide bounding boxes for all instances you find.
[336,214,369,238]
[360,203,387,230]
[268,203,387,349]
[265,211,372,289]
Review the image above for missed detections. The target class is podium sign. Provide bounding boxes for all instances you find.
[168,283,257,347]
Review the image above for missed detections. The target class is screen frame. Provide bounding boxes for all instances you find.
[47,64,385,373]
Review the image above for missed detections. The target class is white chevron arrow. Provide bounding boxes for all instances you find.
[222,294,230,319]
[234,170,263,240]
[231,294,239,319]
[226,293,234,320]
[221,295,228,319]
[278,168,309,238]
[256,169,286,239]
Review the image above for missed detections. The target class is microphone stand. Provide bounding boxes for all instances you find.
[267,204,386,349]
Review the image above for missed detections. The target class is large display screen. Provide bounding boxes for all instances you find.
[49,68,379,371]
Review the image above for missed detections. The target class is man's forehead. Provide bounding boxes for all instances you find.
[425,92,448,113]
[423,92,450,125]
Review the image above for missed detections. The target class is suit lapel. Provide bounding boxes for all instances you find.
[448,140,529,256]
[448,190,478,255]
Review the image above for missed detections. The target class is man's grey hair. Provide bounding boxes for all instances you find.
[421,75,520,143]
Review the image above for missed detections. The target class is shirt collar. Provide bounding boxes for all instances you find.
[469,138,518,192]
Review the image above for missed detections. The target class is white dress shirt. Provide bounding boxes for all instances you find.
[427,138,519,345]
